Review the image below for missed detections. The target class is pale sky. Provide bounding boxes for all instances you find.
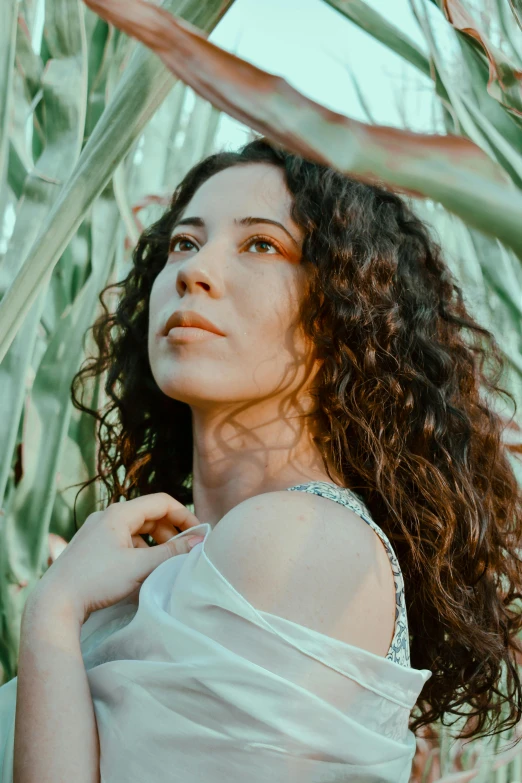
[207,0,442,150]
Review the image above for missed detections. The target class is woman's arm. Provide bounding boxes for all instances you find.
[13,590,100,783]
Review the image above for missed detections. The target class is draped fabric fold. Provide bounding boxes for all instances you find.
[0,501,432,782]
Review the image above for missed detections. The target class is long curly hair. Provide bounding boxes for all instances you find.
[70,135,522,742]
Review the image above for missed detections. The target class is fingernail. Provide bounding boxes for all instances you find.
[187,536,204,549]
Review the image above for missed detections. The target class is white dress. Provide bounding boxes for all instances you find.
[0,480,432,782]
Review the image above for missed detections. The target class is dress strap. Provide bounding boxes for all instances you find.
[286,480,410,668]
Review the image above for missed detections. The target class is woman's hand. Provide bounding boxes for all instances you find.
[30,493,205,625]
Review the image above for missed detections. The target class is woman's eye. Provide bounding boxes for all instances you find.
[247,238,279,254]
[169,236,197,253]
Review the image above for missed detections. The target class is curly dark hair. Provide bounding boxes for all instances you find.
[70,134,522,742]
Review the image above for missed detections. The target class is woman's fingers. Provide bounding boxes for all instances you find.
[148,521,182,544]
[107,493,201,538]
[131,534,151,548]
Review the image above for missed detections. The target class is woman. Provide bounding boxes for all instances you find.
[2,135,522,782]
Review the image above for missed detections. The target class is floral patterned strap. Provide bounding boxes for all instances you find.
[286,480,411,668]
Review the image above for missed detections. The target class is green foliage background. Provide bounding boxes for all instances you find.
[1,1,522,779]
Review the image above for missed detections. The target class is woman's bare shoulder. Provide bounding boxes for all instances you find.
[204,490,396,657]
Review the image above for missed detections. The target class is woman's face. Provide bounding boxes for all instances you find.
[148,162,319,414]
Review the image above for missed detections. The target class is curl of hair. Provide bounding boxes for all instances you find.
[70,135,522,741]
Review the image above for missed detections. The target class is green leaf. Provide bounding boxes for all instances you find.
[0,0,236,366]
[496,0,522,67]
[77,0,522,258]
[14,16,44,106]
[409,0,522,188]
[2,21,88,295]
[85,17,115,136]
[456,42,522,154]
[0,189,121,676]
[0,0,89,519]
[0,0,20,188]
[13,189,119,575]
[509,0,522,32]
[7,139,27,199]
[441,0,522,123]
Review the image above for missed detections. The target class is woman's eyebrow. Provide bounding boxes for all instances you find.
[173,216,300,248]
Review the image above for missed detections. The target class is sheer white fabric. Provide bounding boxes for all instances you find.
[0,482,432,782]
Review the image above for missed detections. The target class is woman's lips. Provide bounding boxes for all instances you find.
[165,326,225,343]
